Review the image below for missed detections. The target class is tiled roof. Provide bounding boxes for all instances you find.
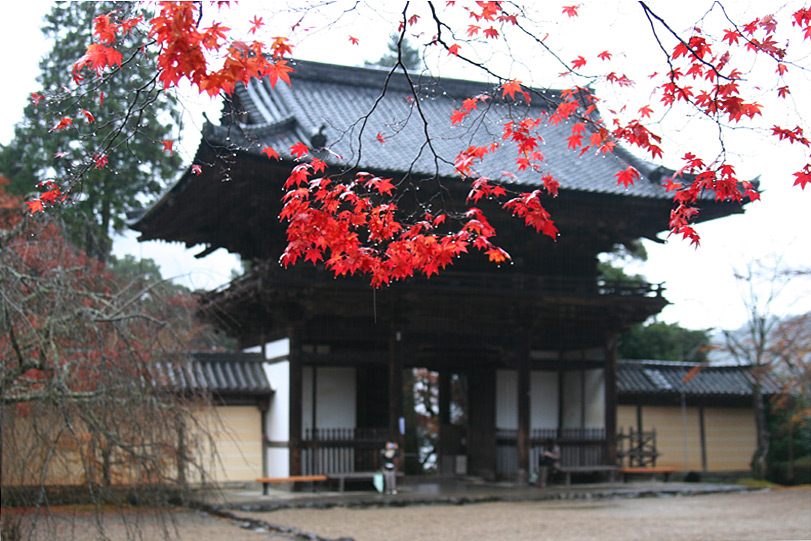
[157,351,271,396]
[617,359,781,398]
[212,60,675,199]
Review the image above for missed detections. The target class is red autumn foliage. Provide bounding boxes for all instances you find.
[23,1,811,285]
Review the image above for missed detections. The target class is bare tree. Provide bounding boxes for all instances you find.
[724,261,811,479]
[0,182,223,539]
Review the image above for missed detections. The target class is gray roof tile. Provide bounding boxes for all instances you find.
[211,60,674,199]
[618,359,781,397]
[160,351,272,396]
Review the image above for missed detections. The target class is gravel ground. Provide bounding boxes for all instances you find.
[246,487,811,541]
[9,487,811,540]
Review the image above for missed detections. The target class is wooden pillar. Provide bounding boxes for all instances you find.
[438,370,452,475]
[517,342,531,484]
[289,325,303,476]
[467,368,496,480]
[604,335,618,465]
[388,328,404,456]
[438,371,451,426]
[699,406,708,472]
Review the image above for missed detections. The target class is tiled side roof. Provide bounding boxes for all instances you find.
[214,60,673,199]
[617,359,781,397]
[157,351,271,396]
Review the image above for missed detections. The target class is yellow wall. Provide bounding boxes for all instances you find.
[193,405,263,483]
[2,404,263,487]
[617,404,756,472]
[704,408,756,471]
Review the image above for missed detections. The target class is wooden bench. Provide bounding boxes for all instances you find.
[618,466,677,482]
[257,475,328,495]
[556,465,618,485]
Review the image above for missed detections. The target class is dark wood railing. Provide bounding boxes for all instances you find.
[496,427,609,478]
[617,427,660,467]
[209,264,665,301]
[301,427,388,475]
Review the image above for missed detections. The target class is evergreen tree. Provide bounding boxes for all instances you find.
[0,1,181,261]
[365,34,422,71]
[619,321,712,363]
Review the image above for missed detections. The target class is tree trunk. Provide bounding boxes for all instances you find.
[751,380,770,479]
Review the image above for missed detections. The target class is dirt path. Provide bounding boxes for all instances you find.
[11,487,811,540]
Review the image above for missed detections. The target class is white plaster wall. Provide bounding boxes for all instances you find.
[264,360,290,477]
[562,371,584,428]
[497,370,560,430]
[496,369,518,430]
[530,371,558,429]
[302,366,357,430]
[583,369,605,429]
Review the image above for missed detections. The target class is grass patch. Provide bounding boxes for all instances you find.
[736,478,782,489]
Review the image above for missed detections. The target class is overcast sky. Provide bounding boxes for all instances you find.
[2,1,809,332]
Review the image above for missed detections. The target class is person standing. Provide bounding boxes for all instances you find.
[380,442,400,494]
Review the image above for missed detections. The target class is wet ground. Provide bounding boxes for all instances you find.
[9,478,811,540]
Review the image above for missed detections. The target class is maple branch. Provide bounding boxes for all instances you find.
[639,1,731,82]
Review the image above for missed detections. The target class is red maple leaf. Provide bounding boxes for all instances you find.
[262,146,281,160]
[486,246,511,263]
[30,93,44,107]
[376,132,386,144]
[448,44,461,56]
[598,50,612,61]
[94,154,108,169]
[349,36,360,45]
[82,109,95,123]
[451,109,467,125]
[502,79,530,103]
[562,5,579,17]
[26,199,44,214]
[191,165,202,175]
[290,141,309,159]
[638,105,654,118]
[615,166,640,188]
[571,56,587,69]
[50,117,73,132]
[265,59,294,87]
[794,168,811,189]
[162,140,174,155]
[249,16,264,34]
[484,27,499,39]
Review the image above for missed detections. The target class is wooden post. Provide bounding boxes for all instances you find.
[517,344,531,484]
[388,328,404,465]
[310,364,318,475]
[438,370,451,475]
[699,406,708,472]
[604,335,618,465]
[289,325,303,476]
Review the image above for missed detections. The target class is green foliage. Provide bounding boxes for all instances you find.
[365,34,423,71]
[619,321,712,363]
[0,1,181,261]
[767,395,811,463]
[768,456,811,486]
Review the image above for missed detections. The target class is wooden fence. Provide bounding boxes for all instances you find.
[496,427,609,478]
[301,427,388,475]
